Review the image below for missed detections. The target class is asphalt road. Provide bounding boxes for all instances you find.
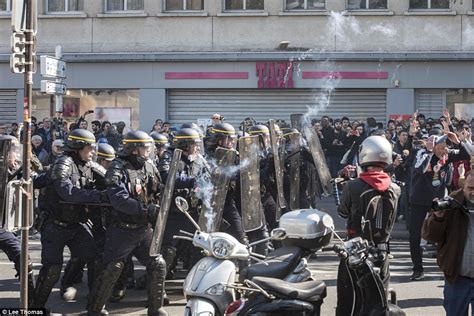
[0,197,446,315]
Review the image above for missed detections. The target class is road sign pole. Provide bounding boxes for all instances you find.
[20,0,34,310]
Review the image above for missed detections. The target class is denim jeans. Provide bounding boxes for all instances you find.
[443,276,474,316]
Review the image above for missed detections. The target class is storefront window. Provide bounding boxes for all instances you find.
[32,89,140,130]
[446,89,474,121]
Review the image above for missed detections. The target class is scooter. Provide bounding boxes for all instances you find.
[172,196,290,316]
[223,209,335,316]
[225,221,405,316]
[322,237,406,316]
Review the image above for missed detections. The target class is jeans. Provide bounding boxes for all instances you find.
[443,276,474,316]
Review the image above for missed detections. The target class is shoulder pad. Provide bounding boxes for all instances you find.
[105,159,125,186]
[50,155,74,181]
[88,161,106,178]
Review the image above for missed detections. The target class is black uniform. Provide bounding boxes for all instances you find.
[86,152,167,315]
[32,154,105,308]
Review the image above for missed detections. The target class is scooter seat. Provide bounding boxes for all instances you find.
[240,246,302,281]
[251,276,327,302]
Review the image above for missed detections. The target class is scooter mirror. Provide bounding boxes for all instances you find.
[322,214,334,229]
[175,196,189,213]
[270,228,287,241]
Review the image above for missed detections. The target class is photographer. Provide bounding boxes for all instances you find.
[422,171,474,316]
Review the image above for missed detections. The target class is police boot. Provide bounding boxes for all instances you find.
[110,265,128,302]
[86,261,124,315]
[14,256,35,305]
[60,258,86,301]
[31,264,62,308]
[147,255,168,315]
[161,246,177,280]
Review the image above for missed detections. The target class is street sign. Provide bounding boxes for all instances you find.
[41,80,66,95]
[40,56,66,79]
[11,0,37,34]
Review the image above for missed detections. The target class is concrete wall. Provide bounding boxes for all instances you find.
[1,0,474,54]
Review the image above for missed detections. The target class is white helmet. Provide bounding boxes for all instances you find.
[358,136,393,168]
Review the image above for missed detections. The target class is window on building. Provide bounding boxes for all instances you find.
[47,0,83,12]
[106,0,144,11]
[32,89,141,130]
[164,0,204,11]
[0,0,11,11]
[347,0,387,10]
[285,0,325,10]
[409,0,449,9]
[224,0,264,10]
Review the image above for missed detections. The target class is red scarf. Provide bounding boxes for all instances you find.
[359,170,391,192]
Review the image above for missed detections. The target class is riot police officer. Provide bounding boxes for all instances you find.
[0,135,35,303]
[86,130,167,316]
[150,132,173,181]
[161,127,210,277]
[206,123,246,243]
[32,129,108,308]
[336,136,401,316]
[59,143,113,301]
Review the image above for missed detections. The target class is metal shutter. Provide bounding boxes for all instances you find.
[415,89,445,119]
[168,89,387,126]
[0,90,17,125]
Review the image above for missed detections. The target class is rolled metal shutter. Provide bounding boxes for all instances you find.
[415,89,445,119]
[0,90,17,125]
[168,89,387,126]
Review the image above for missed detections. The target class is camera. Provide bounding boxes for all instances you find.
[432,197,454,212]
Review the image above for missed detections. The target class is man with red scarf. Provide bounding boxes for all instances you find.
[336,136,401,316]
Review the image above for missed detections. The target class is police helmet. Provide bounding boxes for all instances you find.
[358,136,393,168]
[281,127,300,140]
[174,128,201,150]
[97,143,116,161]
[150,132,169,148]
[122,130,153,155]
[248,125,270,136]
[210,123,235,138]
[181,123,204,136]
[64,129,96,151]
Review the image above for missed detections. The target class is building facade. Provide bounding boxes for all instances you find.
[1,0,474,129]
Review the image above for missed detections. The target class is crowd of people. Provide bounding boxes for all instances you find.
[0,109,473,315]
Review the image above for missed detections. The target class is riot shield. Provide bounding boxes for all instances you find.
[149,148,182,257]
[303,127,333,195]
[239,136,265,232]
[198,147,237,232]
[290,114,304,131]
[288,133,301,210]
[269,120,287,219]
[0,137,12,227]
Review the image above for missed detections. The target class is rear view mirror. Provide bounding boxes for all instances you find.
[175,196,189,213]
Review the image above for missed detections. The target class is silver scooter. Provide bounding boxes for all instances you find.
[172,197,288,316]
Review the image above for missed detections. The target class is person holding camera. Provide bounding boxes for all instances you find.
[408,127,471,281]
[422,171,474,316]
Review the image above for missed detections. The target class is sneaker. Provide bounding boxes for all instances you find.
[410,271,425,281]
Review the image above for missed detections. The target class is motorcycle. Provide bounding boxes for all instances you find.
[173,196,290,316]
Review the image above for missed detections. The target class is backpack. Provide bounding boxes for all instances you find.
[359,185,399,245]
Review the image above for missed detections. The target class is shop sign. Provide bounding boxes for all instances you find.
[256,61,294,89]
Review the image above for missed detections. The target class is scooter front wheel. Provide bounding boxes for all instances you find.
[184,297,219,316]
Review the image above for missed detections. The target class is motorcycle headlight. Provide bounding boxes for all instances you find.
[212,237,234,259]
[205,283,226,296]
